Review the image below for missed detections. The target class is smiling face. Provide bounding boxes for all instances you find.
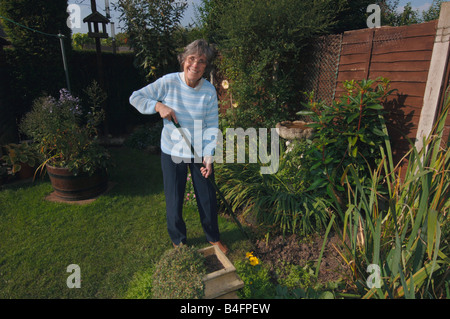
[183,54,207,88]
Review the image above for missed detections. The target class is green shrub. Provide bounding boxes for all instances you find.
[152,245,207,299]
[297,78,396,202]
[235,258,276,299]
[124,267,155,299]
[276,262,313,290]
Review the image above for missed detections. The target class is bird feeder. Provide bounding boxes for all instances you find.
[83,11,109,39]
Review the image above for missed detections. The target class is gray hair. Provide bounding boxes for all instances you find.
[178,39,216,71]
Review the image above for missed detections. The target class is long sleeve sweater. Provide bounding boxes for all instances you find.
[129,72,219,159]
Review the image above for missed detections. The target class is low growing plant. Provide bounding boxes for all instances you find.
[1,142,42,174]
[235,255,276,299]
[275,262,313,290]
[124,267,155,299]
[152,245,207,299]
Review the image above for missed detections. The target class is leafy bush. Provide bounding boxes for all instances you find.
[152,245,207,299]
[1,142,42,174]
[298,78,395,202]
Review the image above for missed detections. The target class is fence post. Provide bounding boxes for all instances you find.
[415,2,450,151]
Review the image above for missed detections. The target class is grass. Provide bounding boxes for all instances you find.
[0,147,250,298]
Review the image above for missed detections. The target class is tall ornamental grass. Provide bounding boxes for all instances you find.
[334,87,450,299]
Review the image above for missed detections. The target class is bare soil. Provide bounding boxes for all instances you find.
[252,231,352,284]
[204,254,224,273]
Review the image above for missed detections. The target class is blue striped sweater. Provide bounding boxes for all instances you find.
[129,72,219,158]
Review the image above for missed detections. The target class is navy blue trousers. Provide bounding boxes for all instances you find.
[161,152,220,245]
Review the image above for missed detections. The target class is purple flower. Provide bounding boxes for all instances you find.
[58,89,82,116]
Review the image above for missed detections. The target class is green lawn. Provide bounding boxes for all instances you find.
[0,147,249,298]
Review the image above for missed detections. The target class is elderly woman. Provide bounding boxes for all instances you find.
[129,39,228,254]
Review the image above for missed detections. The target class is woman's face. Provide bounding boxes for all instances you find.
[183,54,207,87]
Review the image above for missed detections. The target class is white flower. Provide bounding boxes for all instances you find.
[221,80,229,90]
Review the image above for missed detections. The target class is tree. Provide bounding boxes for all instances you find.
[116,0,187,80]
[192,0,226,43]
[378,0,424,26]
[0,0,72,139]
[209,0,339,128]
[72,32,95,50]
[422,0,444,22]
[396,2,421,25]
[0,0,72,60]
[330,0,374,33]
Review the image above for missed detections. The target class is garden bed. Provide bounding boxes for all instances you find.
[253,232,352,284]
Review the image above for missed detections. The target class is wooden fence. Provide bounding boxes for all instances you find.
[303,7,450,169]
[336,21,439,162]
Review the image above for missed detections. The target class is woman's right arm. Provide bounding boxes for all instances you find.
[155,102,178,124]
[129,83,159,115]
[129,79,177,123]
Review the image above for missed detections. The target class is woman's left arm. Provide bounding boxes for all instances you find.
[200,91,219,179]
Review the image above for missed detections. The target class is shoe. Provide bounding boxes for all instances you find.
[209,241,229,255]
[173,242,186,248]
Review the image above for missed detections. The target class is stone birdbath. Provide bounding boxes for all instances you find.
[276,120,314,151]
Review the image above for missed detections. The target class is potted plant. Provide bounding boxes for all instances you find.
[19,82,111,201]
[1,142,42,180]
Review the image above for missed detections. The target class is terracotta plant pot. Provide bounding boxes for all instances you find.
[46,164,108,201]
[198,245,244,299]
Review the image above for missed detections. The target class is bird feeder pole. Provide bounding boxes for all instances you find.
[58,33,71,93]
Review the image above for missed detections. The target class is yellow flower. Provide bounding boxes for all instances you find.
[246,252,259,266]
[232,102,238,108]
[249,256,260,266]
